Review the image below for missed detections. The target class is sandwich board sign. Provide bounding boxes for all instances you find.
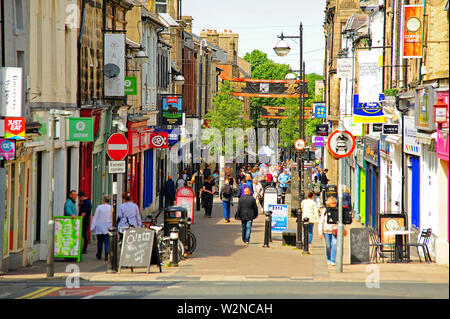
[53,217,83,263]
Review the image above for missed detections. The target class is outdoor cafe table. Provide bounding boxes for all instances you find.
[385,230,414,262]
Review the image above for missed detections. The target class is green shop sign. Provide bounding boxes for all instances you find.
[54,216,83,262]
[67,118,94,142]
[125,76,137,95]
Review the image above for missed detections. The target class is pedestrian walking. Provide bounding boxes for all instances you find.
[202,176,215,218]
[312,176,322,207]
[301,192,319,244]
[278,169,290,196]
[220,178,233,223]
[338,185,352,208]
[234,187,258,245]
[78,191,92,254]
[163,176,176,208]
[176,173,185,191]
[117,192,142,241]
[203,165,211,179]
[318,196,338,266]
[252,177,264,212]
[64,190,78,217]
[90,195,112,261]
[320,168,330,188]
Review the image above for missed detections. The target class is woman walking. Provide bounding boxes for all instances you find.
[117,192,142,241]
[301,192,319,244]
[202,176,215,218]
[318,196,338,266]
[90,195,113,261]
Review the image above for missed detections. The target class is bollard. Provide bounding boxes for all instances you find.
[269,212,272,242]
[46,219,55,278]
[296,209,303,249]
[302,217,310,254]
[107,227,118,273]
[170,227,179,267]
[179,218,186,257]
[263,211,272,248]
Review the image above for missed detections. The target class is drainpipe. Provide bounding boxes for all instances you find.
[418,0,425,85]
[78,0,86,108]
[0,0,5,274]
[1,0,5,67]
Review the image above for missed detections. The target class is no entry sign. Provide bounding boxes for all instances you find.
[106,133,129,161]
[327,129,356,158]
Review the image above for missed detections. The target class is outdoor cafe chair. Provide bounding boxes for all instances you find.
[368,227,395,263]
[405,228,432,263]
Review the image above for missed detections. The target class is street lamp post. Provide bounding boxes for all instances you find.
[275,23,305,249]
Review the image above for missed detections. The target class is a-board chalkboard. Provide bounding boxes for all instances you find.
[350,228,370,264]
[118,228,162,273]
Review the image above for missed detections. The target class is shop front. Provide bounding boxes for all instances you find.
[355,143,365,225]
[364,136,380,230]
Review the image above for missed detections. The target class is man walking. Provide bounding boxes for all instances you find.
[163,176,176,208]
[320,168,330,188]
[220,178,233,223]
[64,190,78,218]
[78,192,92,254]
[235,187,258,245]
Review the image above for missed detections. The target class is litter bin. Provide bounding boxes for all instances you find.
[164,206,188,237]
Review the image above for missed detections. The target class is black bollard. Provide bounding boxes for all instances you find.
[296,209,303,249]
[170,227,179,267]
[269,212,272,242]
[302,217,310,254]
[178,218,186,257]
[107,227,118,273]
[263,211,272,248]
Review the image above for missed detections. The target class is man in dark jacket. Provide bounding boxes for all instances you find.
[235,187,258,245]
[78,191,92,254]
[163,176,176,208]
[320,168,330,187]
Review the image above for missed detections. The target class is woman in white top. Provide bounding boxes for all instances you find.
[90,195,112,261]
[301,192,319,245]
[252,177,264,211]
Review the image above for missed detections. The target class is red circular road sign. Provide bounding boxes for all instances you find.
[327,129,356,158]
[106,133,129,161]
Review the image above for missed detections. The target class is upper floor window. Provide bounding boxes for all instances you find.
[156,0,168,13]
[15,0,24,30]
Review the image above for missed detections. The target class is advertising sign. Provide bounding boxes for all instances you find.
[54,216,82,263]
[383,124,399,135]
[372,123,383,133]
[149,132,169,149]
[0,67,23,117]
[124,76,137,95]
[4,117,25,139]
[268,204,288,233]
[176,187,195,224]
[67,118,94,142]
[313,103,327,119]
[316,124,329,136]
[313,135,324,147]
[261,106,287,119]
[358,50,382,103]
[403,5,423,59]
[162,96,183,125]
[380,214,406,252]
[404,115,421,156]
[104,33,125,97]
[343,116,363,136]
[364,136,380,166]
[353,94,386,123]
[0,139,15,160]
[154,129,179,145]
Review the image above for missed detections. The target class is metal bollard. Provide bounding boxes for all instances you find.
[107,227,118,273]
[302,217,310,254]
[178,218,186,257]
[170,227,179,267]
[263,211,272,248]
[269,212,272,242]
[296,209,303,249]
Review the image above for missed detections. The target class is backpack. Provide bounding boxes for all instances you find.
[222,184,232,198]
[313,182,321,194]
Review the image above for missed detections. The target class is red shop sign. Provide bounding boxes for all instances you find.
[149,132,169,149]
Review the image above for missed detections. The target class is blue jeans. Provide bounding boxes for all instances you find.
[324,233,336,263]
[308,223,314,244]
[97,234,109,256]
[241,220,253,243]
[222,201,231,220]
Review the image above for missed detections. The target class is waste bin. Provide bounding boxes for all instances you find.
[163,206,188,237]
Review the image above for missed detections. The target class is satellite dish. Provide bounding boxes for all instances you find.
[103,63,120,78]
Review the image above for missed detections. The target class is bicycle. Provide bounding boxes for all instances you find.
[142,210,185,264]
[184,217,197,255]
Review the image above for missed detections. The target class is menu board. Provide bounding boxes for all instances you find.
[54,217,82,262]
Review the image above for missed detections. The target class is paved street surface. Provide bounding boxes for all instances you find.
[0,196,448,299]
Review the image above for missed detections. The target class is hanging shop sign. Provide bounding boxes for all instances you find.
[54,216,83,263]
[316,124,329,136]
[343,116,363,136]
[364,136,380,166]
[124,76,138,95]
[403,5,423,59]
[403,115,421,156]
[104,33,125,97]
[383,124,399,135]
[358,50,382,103]
[337,58,353,79]
[313,102,327,119]
[380,135,391,156]
[372,123,383,133]
[0,67,23,117]
[162,96,183,125]
[66,117,94,142]
[4,117,25,140]
[327,129,356,158]
[154,128,179,145]
[353,94,387,123]
[313,135,324,147]
[149,132,169,149]
[261,106,287,119]
[0,139,16,160]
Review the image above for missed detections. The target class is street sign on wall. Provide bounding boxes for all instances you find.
[106,133,129,161]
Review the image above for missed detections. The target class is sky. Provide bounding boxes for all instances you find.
[182,0,327,76]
